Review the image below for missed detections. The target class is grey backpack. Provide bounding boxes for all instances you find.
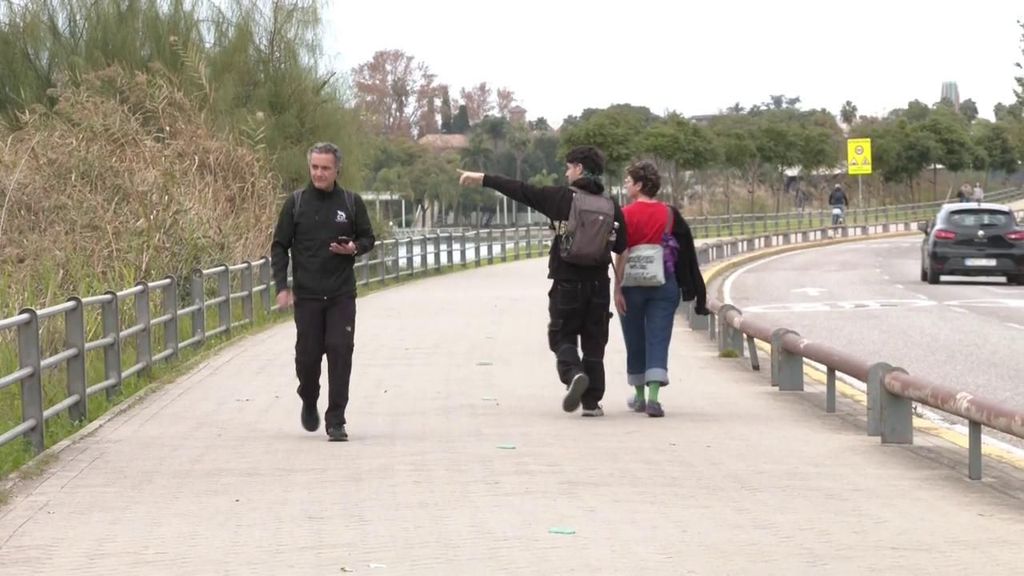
[559,187,616,266]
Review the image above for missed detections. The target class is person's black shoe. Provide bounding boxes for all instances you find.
[301,402,320,432]
[327,424,348,442]
[562,372,589,413]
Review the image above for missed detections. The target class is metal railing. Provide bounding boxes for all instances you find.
[0,227,552,455]
[686,187,1024,239]
[683,210,1024,480]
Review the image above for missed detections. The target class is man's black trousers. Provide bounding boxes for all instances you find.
[294,296,356,426]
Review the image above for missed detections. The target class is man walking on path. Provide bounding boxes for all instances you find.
[271,142,375,441]
[458,146,627,416]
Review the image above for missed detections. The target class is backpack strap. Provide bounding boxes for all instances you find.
[291,188,304,221]
[664,204,674,234]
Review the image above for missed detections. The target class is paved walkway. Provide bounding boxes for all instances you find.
[2,258,1024,575]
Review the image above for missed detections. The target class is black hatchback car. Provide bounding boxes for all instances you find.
[919,203,1024,285]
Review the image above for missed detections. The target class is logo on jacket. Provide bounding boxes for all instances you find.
[336,210,347,223]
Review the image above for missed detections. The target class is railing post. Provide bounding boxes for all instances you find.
[135,281,152,376]
[405,238,414,274]
[101,291,122,400]
[191,269,206,344]
[65,297,87,422]
[458,232,467,268]
[164,275,179,361]
[475,232,482,268]
[488,229,495,265]
[969,421,983,480]
[259,259,272,313]
[878,366,912,444]
[445,233,454,269]
[242,261,255,324]
[434,232,442,270]
[218,265,231,336]
[526,226,533,256]
[716,304,744,357]
[17,308,44,453]
[865,361,896,437]
[826,367,837,414]
[770,328,803,391]
[420,236,428,272]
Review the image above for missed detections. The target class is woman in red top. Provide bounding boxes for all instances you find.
[614,161,680,417]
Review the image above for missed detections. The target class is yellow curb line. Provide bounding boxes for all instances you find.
[701,230,1024,472]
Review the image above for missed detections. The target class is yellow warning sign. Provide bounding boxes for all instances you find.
[847,138,872,175]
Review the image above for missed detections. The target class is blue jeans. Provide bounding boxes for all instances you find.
[619,275,680,387]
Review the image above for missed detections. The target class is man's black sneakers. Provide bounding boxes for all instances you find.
[562,372,589,413]
[301,402,320,432]
[327,425,348,442]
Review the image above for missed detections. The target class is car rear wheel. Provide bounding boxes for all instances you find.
[927,264,940,285]
[1009,274,1024,286]
[920,264,927,282]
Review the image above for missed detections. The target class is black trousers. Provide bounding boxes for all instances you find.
[547,279,612,410]
[293,296,356,426]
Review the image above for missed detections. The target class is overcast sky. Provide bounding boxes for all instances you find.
[323,1,1024,126]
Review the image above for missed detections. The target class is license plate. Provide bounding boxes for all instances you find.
[964,258,997,267]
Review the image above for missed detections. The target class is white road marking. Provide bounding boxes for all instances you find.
[1007,323,1024,330]
[791,287,828,297]
[950,307,968,313]
[723,247,835,305]
[895,284,904,289]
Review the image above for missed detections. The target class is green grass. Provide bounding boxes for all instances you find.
[0,242,550,481]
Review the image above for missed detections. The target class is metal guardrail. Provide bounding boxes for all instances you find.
[2,194,1019,461]
[686,187,1024,238]
[0,227,552,455]
[683,209,1024,481]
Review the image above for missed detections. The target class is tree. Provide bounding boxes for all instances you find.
[496,87,515,118]
[439,85,453,134]
[530,117,552,132]
[477,116,509,152]
[840,100,858,127]
[507,122,531,180]
[709,114,763,213]
[460,82,493,124]
[960,98,979,123]
[973,121,1019,174]
[351,48,435,137]
[922,106,972,174]
[559,106,649,179]
[452,104,470,134]
[418,88,439,136]
[640,114,716,206]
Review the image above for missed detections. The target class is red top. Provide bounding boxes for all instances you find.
[623,201,673,248]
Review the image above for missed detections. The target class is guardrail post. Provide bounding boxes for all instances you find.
[242,261,255,324]
[460,232,468,268]
[434,232,442,269]
[17,308,44,453]
[866,361,897,437]
[218,265,231,336]
[405,238,414,274]
[101,291,122,400]
[65,297,87,422]
[191,269,206,344]
[488,229,495,265]
[164,275,179,361]
[878,366,912,444]
[826,367,837,413]
[259,259,272,313]
[716,304,744,357]
[135,281,152,376]
[420,236,428,272]
[770,328,803,391]
[968,421,983,480]
[746,335,760,371]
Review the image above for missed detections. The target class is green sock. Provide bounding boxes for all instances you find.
[634,385,645,403]
[647,382,661,403]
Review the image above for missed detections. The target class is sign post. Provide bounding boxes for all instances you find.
[847,138,872,208]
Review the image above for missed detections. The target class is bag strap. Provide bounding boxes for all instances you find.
[664,204,673,234]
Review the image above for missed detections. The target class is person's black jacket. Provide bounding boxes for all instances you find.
[668,205,709,315]
[481,174,627,281]
[829,188,849,207]
[271,182,375,298]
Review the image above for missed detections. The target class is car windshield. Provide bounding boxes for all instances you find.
[947,210,1013,228]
